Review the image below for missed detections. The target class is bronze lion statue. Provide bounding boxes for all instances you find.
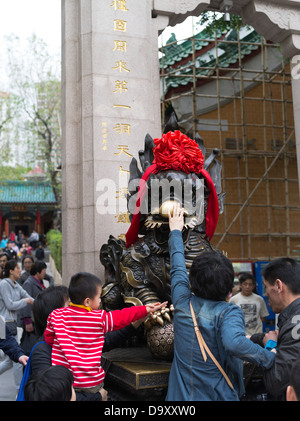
[100,116,224,360]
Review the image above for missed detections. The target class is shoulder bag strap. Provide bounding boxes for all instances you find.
[190,301,234,390]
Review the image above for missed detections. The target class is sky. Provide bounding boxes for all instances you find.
[0,0,200,56]
[0,0,205,89]
[0,0,61,54]
[0,0,61,88]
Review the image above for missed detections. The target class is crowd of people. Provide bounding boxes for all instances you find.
[0,230,45,262]
[1,210,300,402]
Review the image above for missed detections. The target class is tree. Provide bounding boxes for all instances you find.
[0,91,19,163]
[198,11,246,36]
[3,34,61,205]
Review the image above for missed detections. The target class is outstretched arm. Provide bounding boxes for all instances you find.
[168,202,184,232]
[168,203,191,305]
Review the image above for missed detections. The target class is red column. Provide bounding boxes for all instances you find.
[4,219,9,237]
[36,211,41,234]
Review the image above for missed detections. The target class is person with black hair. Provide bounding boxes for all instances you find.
[0,260,33,391]
[18,255,35,285]
[29,286,71,376]
[35,243,45,261]
[44,272,166,398]
[230,272,269,336]
[27,285,157,401]
[24,365,76,401]
[256,257,300,400]
[19,261,47,328]
[19,260,48,355]
[0,252,9,279]
[4,241,17,261]
[165,203,275,401]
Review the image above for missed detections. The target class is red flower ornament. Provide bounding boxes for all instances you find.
[125,130,219,247]
[153,130,204,173]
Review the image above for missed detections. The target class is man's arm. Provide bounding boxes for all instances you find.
[0,326,28,364]
[262,328,298,398]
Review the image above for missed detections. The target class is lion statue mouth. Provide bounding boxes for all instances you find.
[144,205,202,247]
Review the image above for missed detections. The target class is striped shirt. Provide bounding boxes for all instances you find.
[44,304,147,389]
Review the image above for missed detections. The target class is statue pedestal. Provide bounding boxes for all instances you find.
[102,347,171,401]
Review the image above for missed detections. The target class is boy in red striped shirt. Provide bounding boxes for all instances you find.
[44,272,166,398]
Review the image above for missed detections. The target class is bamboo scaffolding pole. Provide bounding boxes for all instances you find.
[192,33,197,139]
[216,129,295,248]
[215,29,229,241]
[262,37,272,244]
[281,56,291,255]
[223,203,300,209]
[160,29,300,259]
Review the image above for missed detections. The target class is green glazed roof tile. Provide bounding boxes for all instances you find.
[0,180,56,204]
[161,27,263,92]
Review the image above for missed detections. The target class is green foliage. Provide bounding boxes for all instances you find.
[0,91,20,163]
[0,165,32,181]
[3,34,62,205]
[198,12,247,37]
[46,229,62,274]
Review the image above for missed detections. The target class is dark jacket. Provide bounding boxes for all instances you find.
[0,326,25,362]
[18,270,30,286]
[19,276,45,323]
[35,248,45,260]
[263,297,300,400]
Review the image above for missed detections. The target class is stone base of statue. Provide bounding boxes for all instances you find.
[102,348,269,401]
[102,346,171,401]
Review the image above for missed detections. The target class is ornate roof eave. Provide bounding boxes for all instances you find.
[153,0,300,58]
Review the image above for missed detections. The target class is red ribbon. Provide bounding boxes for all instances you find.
[125,164,219,248]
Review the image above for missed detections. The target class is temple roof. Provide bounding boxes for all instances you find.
[0,180,56,204]
[160,27,262,93]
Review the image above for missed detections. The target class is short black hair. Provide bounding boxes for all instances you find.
[289,357,300,400]
[24,365,74,401]
[30,260,47,276]
[33,285,69,337]
[68,272,103,305]
[261,258,300,295]
[189,251,234,301]
[239,272,255,284]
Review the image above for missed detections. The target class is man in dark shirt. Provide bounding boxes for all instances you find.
[260,258,300,400]
[5,241,17,260]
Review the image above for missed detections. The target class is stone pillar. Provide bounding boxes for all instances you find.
[61,0,168,283]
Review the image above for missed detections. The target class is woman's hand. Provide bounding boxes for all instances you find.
[168,202,184,232]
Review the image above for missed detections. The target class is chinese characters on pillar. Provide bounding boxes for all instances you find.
[103,0,132,226]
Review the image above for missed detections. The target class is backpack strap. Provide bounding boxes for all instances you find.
[16,341,50,401]
[190,301,234,390]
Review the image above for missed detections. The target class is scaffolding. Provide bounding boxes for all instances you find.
[159,26,300,261]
